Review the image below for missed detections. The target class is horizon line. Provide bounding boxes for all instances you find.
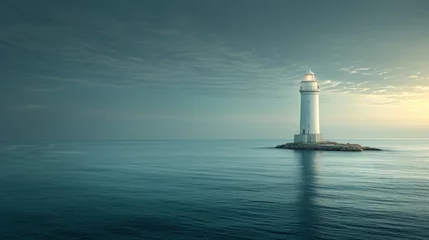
[2,137,429,143]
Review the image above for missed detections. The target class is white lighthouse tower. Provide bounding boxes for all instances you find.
[294,69,323,143]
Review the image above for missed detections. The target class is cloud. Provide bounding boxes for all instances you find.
[11,26,311,98]
[372,89,387,93]
[28,87,62,92]
[156,29,181,36]
[408,75,429,81]
[339,66,372,75]
[413,86,429,91]
[14,104,45,111]
[371,100,400,105]
[356,81,368,86]
[317,74,429,105]
[0,2,339,99]
[383,75,402,80]
[1,2,428,102]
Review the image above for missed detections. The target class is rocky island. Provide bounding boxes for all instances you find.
[277,71,382,152]
[275,141,382,152]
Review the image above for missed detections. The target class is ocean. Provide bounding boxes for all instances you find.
[1,139,428,240]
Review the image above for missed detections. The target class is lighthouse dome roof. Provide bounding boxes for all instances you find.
[306,68,314,75]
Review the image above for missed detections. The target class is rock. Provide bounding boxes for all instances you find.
[339,143,363,151]
[362,146,382,151]
[275,141,382,151]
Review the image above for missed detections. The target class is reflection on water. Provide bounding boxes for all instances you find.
[297,150,319,240]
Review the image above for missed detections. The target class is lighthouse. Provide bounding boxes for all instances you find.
[294,69,323,143]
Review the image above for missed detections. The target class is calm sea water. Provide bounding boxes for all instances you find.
[1,139,428,240]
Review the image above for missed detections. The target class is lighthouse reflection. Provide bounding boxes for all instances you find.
[296,150,319,240]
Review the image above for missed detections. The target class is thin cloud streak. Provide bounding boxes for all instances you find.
[13,104,45,111]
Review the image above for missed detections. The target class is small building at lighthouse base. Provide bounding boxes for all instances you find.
[294,133,323,144]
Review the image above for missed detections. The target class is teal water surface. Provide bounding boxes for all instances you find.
[1,139,428,239]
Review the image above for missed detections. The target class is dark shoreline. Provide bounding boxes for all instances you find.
[275,141,382,151]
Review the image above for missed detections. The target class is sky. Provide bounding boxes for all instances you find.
[1,0,429,141]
